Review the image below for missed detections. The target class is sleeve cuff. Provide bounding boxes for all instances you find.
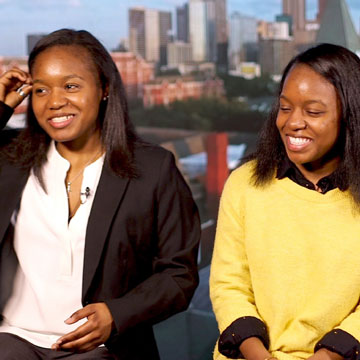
[315,329,360,360]
[218,316,269,359]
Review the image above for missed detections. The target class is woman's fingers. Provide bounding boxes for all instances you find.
[0,68,32,108]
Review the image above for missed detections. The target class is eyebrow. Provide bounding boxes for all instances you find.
[32,74,85,84]
[279,94,327,107]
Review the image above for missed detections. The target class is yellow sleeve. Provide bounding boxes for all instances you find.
[209,167,263,333]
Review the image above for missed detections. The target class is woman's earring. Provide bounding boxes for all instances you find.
[103,95,109,101]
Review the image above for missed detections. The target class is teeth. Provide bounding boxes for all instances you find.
[289,136,311,146]
[51,115,73,123]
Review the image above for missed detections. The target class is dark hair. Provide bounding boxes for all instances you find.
[246,43,360,205]
[5,28,138,181]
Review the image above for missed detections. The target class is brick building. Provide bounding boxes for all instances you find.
[143,76,224,107]
[110,52,154,99]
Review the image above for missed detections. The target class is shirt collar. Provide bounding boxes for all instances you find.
[276,156,345,194]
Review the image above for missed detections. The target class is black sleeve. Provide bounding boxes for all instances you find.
[218,316,269,359]
[315,329,360,360]
[0,101,14,129]
[105,151,201,334]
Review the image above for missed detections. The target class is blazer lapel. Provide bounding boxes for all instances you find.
[82,165,129,300]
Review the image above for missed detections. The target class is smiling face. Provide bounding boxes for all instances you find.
[31,45,105,149]
[276,64,341,175]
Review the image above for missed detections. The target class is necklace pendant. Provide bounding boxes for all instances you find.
[67,182,71,193]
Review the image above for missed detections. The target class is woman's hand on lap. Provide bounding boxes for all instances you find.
[51,302,115,353]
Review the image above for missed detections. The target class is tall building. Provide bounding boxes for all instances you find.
[212,0,228,71]
[189,0,208,62]
[129,8,146,59]
[282,0,306,31]
[27,34,46,55]
[259,38,294,76]
[167,42,193,67]
[316,0,360,53]
[176,3,189,42]
[189,0,227,65]
[145,9,160,62]
[317,0,328,21]
[159,11,172,66]
[129,7,172,65]
[229,12,258,69]
[206,0,217,63]
[276,14,292,36]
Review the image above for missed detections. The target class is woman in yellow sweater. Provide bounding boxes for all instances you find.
[210,43,360,360]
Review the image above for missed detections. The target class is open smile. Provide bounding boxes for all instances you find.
[48,114,75,128]
[286,136,313,151]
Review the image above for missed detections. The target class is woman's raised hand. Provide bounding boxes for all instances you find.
[0,67,32,108]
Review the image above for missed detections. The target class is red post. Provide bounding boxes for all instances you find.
[206,132,229,218]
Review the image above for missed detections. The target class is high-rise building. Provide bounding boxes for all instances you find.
[159,11,172,66]
[316,0,360,53]
[206,0,217,63]
[229,12,258,69]
[176,4,189,42]
[189,0,208,62]
[145,9,160,62]
[167,41,193,67]
[27,34,46,55]
[129,8,146,59]
[317,0,328,21]
[189,0,227,65]
[212,0,228,71]
[129,7,172,65]
[282,0,306,31]
[259,38,294,76]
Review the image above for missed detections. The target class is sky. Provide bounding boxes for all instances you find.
[0,0,359,57]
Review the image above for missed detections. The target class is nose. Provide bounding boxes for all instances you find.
[48,89,68,109]
[286,108,307,130]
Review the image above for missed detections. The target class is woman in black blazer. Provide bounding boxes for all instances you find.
[0,29,200,359]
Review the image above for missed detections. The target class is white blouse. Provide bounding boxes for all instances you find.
[0,141,104,348]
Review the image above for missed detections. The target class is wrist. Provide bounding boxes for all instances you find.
[240,337,272,360]
[315,348,343,360]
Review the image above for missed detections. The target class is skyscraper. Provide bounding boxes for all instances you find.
[145,9,160,62]
[27,34,47,55]
[159,11,172,66]
[176,3,189,43]
[282,0,306,31]
[189,0,227,65]
[129,8,146,59]
[129,7,172,65]
[229,12,258,69]
[189,0,208,62]
[317,0,328,21]
[212,0,228,71]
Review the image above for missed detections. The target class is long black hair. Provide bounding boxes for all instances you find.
[246,43,360,205]
[5,28,138,181]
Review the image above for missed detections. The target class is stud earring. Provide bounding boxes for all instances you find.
[103,95,109,101]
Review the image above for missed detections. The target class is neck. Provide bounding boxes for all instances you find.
[56,135,103,167]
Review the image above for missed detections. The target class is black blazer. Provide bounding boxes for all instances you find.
[0,104,201,359]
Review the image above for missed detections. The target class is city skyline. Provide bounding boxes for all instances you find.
[0,0,359,56]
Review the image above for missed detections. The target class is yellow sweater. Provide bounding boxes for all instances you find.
[210,161,360,360]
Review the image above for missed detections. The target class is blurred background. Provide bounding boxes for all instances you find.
[1,0,360,358]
